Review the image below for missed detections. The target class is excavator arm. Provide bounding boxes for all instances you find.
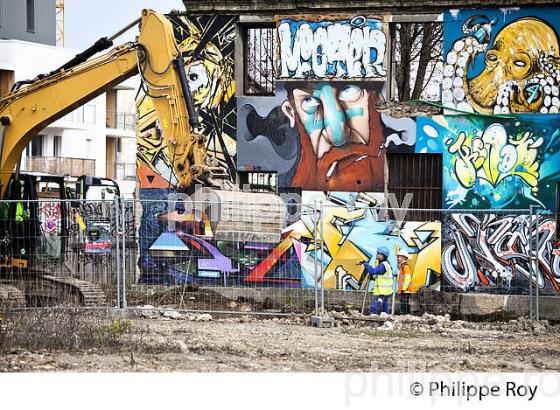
[0,9,205,197]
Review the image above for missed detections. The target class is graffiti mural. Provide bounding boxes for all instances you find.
[37,202,63,258]
[238,81,417,190]
[137,14,237,190]
[415,116,446,154]
[277,15,388,79]
[442,213,560,294]
[138,191,441,291]
[443,8,560,114]
[438,115,560,209]
[278,200,441,291]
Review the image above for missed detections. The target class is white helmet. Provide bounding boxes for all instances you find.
[397,249,409,258]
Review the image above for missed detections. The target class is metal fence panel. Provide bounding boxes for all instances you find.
[0,198,123,308]
[312,205,543,322]
[2,196,557,322]
[127,198,316,316]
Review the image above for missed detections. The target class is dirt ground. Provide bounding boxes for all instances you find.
[1,311,559,372]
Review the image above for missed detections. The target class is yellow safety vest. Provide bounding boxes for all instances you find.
[373,260,393,296]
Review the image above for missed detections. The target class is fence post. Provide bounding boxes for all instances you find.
[528,206,535,319]
[535,208,540,321]
[319,200,325,316]
[115,197,121,309]
[121,198,127,309]
[313,200,318,317]
[391,214,403,316]
[309,201,335,328]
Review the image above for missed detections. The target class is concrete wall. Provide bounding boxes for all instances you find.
[0,0,56,45]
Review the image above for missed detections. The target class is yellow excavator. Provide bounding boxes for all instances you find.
[0,10,285,307]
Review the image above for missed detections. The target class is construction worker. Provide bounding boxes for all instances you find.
[397,249,412,314]
[357,246,393,315]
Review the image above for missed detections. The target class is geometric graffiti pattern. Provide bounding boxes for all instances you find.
[138,193,441,292]
[270,205,442,291]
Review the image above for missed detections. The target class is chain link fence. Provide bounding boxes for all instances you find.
[0,196,557,323]
[314,206,554,323]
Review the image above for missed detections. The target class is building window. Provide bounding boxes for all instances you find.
[387,153,442,221]
[53,135,61,157]
[238,171,277,193]
[244,26,276,96]
[26,0,35,33]
[390,22,443,102]
[27,135,44,157]
[84,105,96,124]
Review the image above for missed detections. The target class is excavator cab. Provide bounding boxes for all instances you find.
[0,173,69,269]
[0,172,122,270]
[0,174,41,269]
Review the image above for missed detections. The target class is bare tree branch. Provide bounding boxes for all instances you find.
[393,21,443,102]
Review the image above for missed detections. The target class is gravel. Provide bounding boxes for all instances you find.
[1,313,558,372]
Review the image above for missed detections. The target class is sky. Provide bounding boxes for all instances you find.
[64,0,186,50]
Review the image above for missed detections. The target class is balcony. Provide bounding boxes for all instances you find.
[106,111,136,131]
[22,156,96,176]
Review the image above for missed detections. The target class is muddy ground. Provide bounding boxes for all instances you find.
[1,310,559,372]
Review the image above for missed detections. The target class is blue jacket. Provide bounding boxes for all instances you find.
[362,261,386,277]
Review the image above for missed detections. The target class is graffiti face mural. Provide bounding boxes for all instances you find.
[282,82,378,157]
[277,15,387,79]
[442,213,560,294]
[238,82,418,191]
[136,14,237,190]
[443,9,560,114]
[437,115,560,209]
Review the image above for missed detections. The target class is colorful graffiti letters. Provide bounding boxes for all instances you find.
[441,115,560,209]
[443,213,560,294]
[277,16,387,79]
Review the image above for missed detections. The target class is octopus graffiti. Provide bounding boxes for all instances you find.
[136,14,237,191]
[436,115,560,209]
[442,213,560,294]
[443,8,560,114]
[276,15,388,79]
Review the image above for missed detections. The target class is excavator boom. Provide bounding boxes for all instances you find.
[0,9,206,198]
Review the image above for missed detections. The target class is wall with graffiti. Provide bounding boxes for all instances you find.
[237,81,417,191]
[276,15,388,80]
[138,191,441,292]
[131,10,560,296]
[442,213,560,295]
[443,8,560,115]
[419,114,560,210]
[136,14,237,191]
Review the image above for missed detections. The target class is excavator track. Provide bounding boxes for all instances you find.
[25,275,106,307]
[42,276,106,307]
[0,283,27,309]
